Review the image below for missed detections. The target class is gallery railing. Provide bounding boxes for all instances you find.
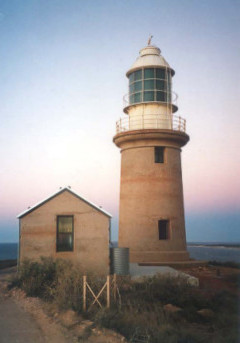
[116,114,186,134]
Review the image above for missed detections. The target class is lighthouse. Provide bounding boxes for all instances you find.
[113,39,190,263]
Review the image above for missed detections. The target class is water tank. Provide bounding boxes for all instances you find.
[110,247,129,275]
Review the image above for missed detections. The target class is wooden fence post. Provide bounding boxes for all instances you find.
[83,275,87,312]
[107,275,110,308]
[113,274,117,302]
[83,275,114,311]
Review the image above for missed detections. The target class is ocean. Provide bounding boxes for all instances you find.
[0,243,18,260]
[187,244,240,263]
[0,243,239,263]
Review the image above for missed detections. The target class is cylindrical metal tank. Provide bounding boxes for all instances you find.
[110,247,129,275]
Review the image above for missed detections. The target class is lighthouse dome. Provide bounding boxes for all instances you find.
[127,45,175,76]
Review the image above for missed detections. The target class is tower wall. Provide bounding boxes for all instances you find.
[114,44,190,263]
[114,129,189,262]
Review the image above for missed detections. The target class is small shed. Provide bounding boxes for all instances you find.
[17,187,112,275]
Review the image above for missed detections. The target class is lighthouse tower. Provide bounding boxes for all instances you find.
[113,40,190,263]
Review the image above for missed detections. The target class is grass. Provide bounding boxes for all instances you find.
[95,275,238,343]
[10,258,240,343]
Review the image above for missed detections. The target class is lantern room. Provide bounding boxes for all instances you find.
[123,45,178,115]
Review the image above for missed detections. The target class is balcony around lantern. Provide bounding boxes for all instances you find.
[115,113,186,134]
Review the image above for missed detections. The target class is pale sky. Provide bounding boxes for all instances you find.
[0,0,239,242]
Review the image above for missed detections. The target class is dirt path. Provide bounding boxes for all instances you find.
[0,267,76,343]
[0,292,45,343]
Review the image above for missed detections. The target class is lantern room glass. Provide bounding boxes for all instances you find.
[128,68,172,105]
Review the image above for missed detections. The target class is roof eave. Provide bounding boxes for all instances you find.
[17,188,112,219]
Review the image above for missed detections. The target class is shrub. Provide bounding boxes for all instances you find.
[10,257,106,313]
[15,257,57,297]
[53,259,83,311]
[119,275,210,313]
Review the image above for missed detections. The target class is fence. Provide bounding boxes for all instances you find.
[82,274,121,312]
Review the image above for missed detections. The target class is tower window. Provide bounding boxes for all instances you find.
[155,147,164,163]
[57,216,74,252]
[158,220,169,240]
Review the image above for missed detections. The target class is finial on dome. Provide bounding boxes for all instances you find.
[147,35,153,46]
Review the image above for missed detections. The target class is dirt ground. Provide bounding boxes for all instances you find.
[180,264,240,295]
[0,267,126,343]
[0,264,239,343]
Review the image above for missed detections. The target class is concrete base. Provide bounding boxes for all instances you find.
[130,250,190,263]
[138,260,207,269]
[129,263,199,286]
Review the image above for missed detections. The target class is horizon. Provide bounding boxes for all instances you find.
[1,241,240,245]
[0,0,239,243]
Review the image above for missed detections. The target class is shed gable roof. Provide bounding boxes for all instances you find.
[17,187,112,219]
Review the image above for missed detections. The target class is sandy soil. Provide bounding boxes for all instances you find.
[0,267,126,343]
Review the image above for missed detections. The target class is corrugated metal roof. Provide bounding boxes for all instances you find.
[17,187,112,218]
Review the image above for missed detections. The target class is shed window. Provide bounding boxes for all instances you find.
[57,216,73,252]
[158,220,169,240]
[155,147,164,163]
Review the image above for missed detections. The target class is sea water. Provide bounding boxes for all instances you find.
[187,245,240,263]
[0,243,239,263]
[0,243,18,260]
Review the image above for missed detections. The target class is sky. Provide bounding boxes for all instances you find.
[0,0,239,243]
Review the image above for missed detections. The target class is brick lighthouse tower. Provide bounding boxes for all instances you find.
[113,39,190,263]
